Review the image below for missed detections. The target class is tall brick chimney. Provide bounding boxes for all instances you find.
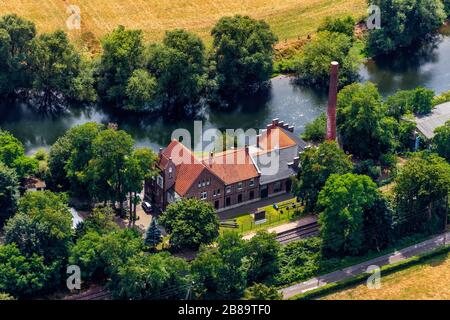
[326,61,339,141]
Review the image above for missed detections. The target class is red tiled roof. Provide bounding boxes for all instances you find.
[258,127,296,151]
[158,140,207,196]
[203,149,259,185]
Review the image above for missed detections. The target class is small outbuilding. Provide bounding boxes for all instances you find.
[415,102,450,139]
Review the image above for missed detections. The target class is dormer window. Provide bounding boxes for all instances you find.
[249,178,255,187]
[226,186,231,194]
[168,167,173,178]
[238,182,243,190]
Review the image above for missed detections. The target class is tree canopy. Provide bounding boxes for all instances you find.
[294,31,360,88]
[0,162,19,224]
[210,15,277,101]
[293,141,354,213]
[367,0,446,56]
[159,198,219,250]
[337,82,395,159]
[432,120,450,161]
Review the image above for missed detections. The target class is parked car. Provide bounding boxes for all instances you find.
[142,201,152,214]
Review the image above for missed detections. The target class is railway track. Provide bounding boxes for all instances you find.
[275,222,319,244]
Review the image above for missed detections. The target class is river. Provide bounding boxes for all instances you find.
[1,29,450,154]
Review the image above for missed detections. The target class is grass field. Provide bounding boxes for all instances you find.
[0,0,366,52]
[322,251,450,300]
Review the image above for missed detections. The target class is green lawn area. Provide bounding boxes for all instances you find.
[220,198,304,235]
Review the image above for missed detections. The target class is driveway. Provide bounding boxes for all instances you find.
[281,231,450,299]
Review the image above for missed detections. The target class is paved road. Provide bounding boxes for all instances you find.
[281,231,450,299]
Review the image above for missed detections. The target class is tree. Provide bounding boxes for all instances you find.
[243,283,282,300]
[75,205,119,239]
[317,173,380,257]
[28,30,91,108]
[0,14,36,96]
[211,15,277,101]
[124,69,157,111]
[363,196,393,252]
[146,29,206,117]
[111,252,189,300]
[393,153,450,236]
[293,141,353,213]
[69,228,142,280]
[0,293,14,300]
[386,87,435,118]
[123,148,159,223]
[4,191,72,262]
[159,198,219,250]
[337,82,395,159]
[191,232,248,300]
[367,0,446,56]
[0,162,19,224]
[294,31,360,88]
[96,26,145,106]
[317,16,355,37]
[246,231,280,284]
[47,122,104,192]
[86,128,134,213]
[144,218,163,249]
[301,113,326,143]
[0,129,37,180]
[432,120,450,161]
[0,244,58,298]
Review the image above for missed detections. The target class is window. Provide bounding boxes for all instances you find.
[217,189,221,196]
[157,175,163,188]
[213,190,216,197]
[237,194,242,203]
[226,186,231,194]
[238,182,243,190]
[200,191,208,200]
[168,167,173,178]
[249,178,255,187]
[249,190,254,200]
[274,181,282,193]
[206,179,210,186]
[198,181,201,188]
[202,180,206,187]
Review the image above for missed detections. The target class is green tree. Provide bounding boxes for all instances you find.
[432,120,450,161]
[28,30,91,107]
[393,153,450,236]
[144,218,163,249]
[159,198,219,250]
[4,191,72,262]
[301,113,326,143]
[0,162,19,224]
[124,69,157,111]
[294,31,360,87]
[111,252,189,300]
[48,122,104,192]
[337,82,395,159]
[317,16,356,37]
[243,283,282,300]
[367,0,446,56]
[146,29,206,116]
[317,173,380,257]
[69,228,142,280]
[0,244,58,298]
[96,26,145,105]
[86,128,134,213]
[0,14,36,96]
[191,232,248,300]
[0,293,15,300]
[246,231,280,284]
[293,141,353,212]
[0,129,38,180]
[386,87,435,118]
[75,205,119,239]
[211,15,277,101]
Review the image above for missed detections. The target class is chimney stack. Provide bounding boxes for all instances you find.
[327,61,339,141]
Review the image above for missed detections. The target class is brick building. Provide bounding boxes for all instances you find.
[144,119,308,212]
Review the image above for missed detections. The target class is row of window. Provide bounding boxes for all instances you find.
[198,179,211,188]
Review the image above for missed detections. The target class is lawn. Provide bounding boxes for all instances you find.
[322,251,450,300]
[221,198,304,235]
[0,0,366,52]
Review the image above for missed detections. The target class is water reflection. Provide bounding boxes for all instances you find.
[1,31,450,153]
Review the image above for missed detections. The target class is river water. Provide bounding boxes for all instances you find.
[1,30,450,154]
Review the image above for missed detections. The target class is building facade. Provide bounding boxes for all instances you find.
[145,119,308,213]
